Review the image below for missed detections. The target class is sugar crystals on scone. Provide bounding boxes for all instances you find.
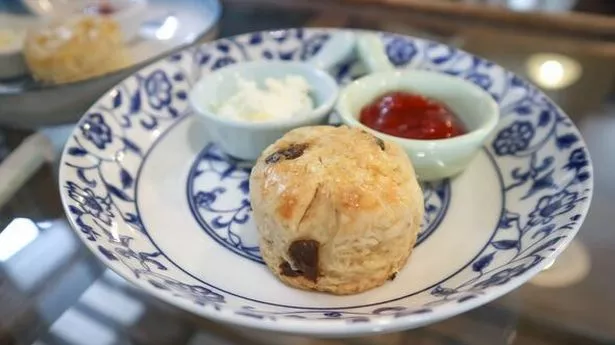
[249,125,424,295]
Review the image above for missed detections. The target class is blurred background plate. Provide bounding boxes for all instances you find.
[0,0,221,129]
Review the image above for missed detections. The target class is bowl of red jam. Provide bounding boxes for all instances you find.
[336,69,499,181]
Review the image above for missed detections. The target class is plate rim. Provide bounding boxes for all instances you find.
[57,27,594,336]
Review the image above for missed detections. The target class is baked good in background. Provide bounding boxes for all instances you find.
[249,126,424,295]
[23,15,130,84]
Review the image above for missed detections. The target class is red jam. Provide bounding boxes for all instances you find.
[359,91,466,140]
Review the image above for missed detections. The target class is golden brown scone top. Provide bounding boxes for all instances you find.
[250,125,418,239]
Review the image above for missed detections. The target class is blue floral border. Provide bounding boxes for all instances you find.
[185,143,452,264]
[59,28,592,328]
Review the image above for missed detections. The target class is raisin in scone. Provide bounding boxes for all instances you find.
[249,126,424,295]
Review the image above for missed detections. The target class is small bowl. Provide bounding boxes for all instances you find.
[336,69,499,181]
[189,60,339,161]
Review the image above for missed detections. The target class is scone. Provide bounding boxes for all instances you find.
[23,15,130,84]
[249,126,424,295]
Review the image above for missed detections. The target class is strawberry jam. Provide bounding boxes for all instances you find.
[359,91,466,140]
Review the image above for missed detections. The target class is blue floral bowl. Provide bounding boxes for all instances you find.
[58,28,592,337]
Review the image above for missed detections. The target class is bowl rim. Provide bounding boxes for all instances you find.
[189,60,340,130]
[336,69,500,148]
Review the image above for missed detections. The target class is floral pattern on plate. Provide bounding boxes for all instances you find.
[186,144,451,264]
[59,29,592,334]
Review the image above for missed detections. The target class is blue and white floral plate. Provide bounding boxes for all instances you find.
[58,28,593,336]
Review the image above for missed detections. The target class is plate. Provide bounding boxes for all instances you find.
[58,28,593,336]
[0,0,220,128]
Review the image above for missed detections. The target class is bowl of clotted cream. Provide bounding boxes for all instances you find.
[189,60,339,160]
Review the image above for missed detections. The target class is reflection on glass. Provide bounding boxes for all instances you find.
[80,275,145,324]
[50,309,119,345]
[156,16,178,40]
[485,0,578,12]
[508,0,538,11]
[0,218,39,261]
[4,221,78,291]
[538,60,565,86]
[526,53,582,90]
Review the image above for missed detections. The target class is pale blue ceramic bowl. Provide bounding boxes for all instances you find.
[189,31,356,160]
[189,60,339,160]
[337,69,499,181]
